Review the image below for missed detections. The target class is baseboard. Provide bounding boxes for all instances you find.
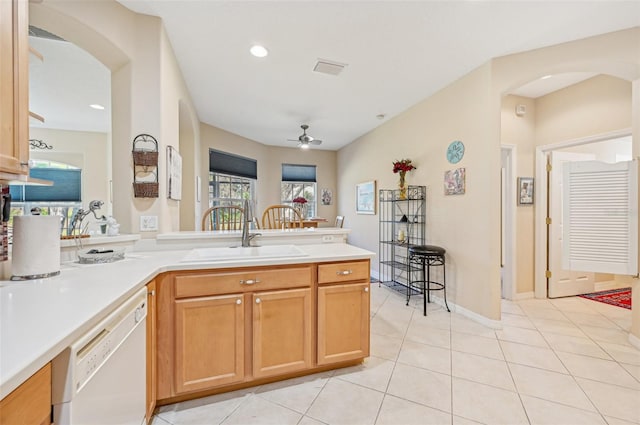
[629,332,640,350]
[513,291,535,301]
[428,295,503,330]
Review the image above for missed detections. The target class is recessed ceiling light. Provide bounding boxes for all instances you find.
[376,114,386,120]
[250,45,268,58]
[541,75,552,80]
[89,104,105,110]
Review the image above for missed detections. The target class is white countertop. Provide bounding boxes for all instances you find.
[0,243,374,399]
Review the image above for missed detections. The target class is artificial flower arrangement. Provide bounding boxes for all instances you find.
[392,158,416,174]
[292,196,308,204]
[392,159,416,199]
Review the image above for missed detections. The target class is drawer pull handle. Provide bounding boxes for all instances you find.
[336,270,353,276]
[240,279,260,285]
[364,287,369,292]
[255,298,261,304]
[236,299,242,305]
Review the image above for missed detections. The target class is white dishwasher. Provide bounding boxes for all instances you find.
[52,287,147,425]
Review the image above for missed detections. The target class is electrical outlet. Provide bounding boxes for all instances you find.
[322,235,334,243]
[140,215,158,232]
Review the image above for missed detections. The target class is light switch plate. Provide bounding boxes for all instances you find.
[140,215,158,232]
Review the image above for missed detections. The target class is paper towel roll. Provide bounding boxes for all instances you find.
[12,215,61,279]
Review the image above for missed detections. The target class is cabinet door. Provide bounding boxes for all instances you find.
[174,294,245,394]
[146,280,157,423]
[252,288,312,379]
[317,282,370,365]
[0,363,51,425]
[0,0,28,176]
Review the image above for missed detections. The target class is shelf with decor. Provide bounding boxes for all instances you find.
[378,185,426,293]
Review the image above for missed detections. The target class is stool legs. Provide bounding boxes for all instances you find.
[442,260,450,312]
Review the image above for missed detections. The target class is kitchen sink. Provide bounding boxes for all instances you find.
[181,244,308,262]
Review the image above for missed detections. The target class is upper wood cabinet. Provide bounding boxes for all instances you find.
[0,0,29,178]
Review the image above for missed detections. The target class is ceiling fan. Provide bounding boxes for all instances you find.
[288,124,322,149]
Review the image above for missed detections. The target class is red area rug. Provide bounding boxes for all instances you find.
[579,287,632,310]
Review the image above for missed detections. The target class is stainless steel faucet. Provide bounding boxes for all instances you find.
[241,199,260,247]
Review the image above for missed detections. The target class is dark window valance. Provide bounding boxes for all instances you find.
[282,164,316,182]
[209,149,257,180]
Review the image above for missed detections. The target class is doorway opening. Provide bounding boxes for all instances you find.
[534,129,634,299]
[501,145,517,300]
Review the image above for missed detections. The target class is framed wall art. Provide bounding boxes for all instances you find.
[321,188,333,205]
[518,177,534,205]
[167,145,182,200]
[444,167,466,195]
[356,180,376,214]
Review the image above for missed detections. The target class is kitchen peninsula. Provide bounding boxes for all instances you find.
[0,229,374,422]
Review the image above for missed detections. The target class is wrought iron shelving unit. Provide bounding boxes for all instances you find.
[378,185,426,293]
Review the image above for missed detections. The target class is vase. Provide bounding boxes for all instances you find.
[293,202,307,218]
[398,171,407,200]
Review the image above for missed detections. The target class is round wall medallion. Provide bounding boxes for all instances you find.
[446,140,465,164]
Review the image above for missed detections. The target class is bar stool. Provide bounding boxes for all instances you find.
[407,245,450,316]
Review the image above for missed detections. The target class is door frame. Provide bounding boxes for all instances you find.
[534,128,632,298]
[501,144,517,300]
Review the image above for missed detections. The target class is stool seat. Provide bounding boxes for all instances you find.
[409,245,446,256]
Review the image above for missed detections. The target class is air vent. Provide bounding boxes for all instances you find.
[313,59,347,76]
[28,25,66,42]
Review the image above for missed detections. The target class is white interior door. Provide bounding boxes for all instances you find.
[548,151,595,298]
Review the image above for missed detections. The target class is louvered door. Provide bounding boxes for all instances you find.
[562,159,638,277]
[548,152,596,298]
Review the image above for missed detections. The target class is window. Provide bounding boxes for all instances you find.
[281,164,317,218]
[8,161,82,236]
[208,172,255,207]
[208,149,257,209]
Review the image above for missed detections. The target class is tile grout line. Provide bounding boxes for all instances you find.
[528,301,609,423]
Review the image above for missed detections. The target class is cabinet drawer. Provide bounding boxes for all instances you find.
[318,260,369,284]
[175,266,312,298]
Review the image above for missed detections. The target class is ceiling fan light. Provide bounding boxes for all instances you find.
[299,143,310,150]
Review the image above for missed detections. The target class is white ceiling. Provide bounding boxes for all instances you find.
[32,1,640,150]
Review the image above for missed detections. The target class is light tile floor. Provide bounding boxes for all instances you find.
[152,284,639,425]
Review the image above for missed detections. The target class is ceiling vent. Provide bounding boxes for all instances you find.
[313,59,347,76]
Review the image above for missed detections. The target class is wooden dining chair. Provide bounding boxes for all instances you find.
[335,215,345,228]
[201,205,244,231]
[261,205,303,229]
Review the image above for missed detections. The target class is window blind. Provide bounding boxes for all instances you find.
[209,149,257,179]
[282,164,316,182]
[10,168,82,202]
[562,160,637,275]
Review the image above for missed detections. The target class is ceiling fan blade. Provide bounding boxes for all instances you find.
[310,139,322,145]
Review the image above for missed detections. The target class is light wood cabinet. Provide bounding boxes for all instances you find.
[317,282,370,365]
[146,280,157,424]
[0,0,29,178]
[156,260,369,402]
[174,293,245,394]
[0,363,51,425]
[252,288,312,379]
